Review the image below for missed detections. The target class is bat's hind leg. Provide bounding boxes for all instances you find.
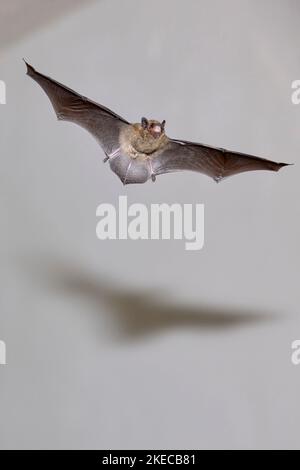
[103,147,120,163]
[148,159,156,182]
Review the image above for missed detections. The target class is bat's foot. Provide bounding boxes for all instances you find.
[214,175,223,183]
[148,159,156,182]
[103,156,109,163]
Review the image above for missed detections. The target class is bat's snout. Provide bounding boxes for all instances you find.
[148,120,166,139]
[141,117,166,138]
[152,124,162,133]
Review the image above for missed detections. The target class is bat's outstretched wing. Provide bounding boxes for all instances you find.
[152,138,290,182]
[24,61,129,156]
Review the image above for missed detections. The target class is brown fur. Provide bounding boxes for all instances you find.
[119,121,169,159]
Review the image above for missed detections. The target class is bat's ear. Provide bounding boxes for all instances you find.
[161,120,166,131]
[141,117,148,129]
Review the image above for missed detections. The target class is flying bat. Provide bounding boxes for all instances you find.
[25,61,290,185]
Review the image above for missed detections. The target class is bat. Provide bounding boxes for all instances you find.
[24,61,290,186]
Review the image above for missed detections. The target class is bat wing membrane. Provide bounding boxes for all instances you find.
[152,139,289,182]
[25,61,129,156]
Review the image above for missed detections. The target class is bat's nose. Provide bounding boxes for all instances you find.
[153,125,161,133]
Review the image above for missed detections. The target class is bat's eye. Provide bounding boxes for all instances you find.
[141,117,148,129]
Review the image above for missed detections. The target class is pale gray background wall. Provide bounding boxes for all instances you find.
[0,0,300,449]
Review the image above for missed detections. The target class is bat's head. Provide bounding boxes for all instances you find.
[141,117,166,139]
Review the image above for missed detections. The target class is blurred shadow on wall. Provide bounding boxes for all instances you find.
[28,259,276,340]
[0,0,98,50]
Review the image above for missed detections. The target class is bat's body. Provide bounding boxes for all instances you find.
[25,61,290,185]
[108,122,168,184]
